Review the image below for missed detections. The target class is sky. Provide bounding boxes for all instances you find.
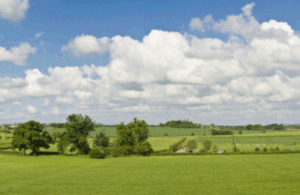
[1,0,300,125]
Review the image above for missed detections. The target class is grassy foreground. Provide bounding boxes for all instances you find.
[1,154,300,195]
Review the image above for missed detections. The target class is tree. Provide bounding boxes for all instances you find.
[187,139,197,152]
[57,114,95,154]
[114,118,153,156]
[202,139,212,152]
[93,130,109,148]
[11,120,54,155]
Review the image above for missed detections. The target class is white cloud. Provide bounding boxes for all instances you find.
[62,34,110,57]
[42,98,49,106]
[35,32,44,39]
[13,101,21,106]
[0,43,36,65]
[189,18,204,31]
[55,96,74,104]
[51,107,60,115]
[26,105,37,114]
[2,3,300,124]
[242,2,255,17]
[0,0,29,21]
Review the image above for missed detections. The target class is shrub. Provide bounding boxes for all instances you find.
[294,142,297,145]
[232,145,238,152]
[263,147,268,152]
[202,139,212,152]
[89,147,109,159]
[276,146,280,151]
[169,137,187,153]
[0,135,2,140]
[213,144,218,153]
[93,130,109,148]
[239,130,242,135]
[262,130,266,133]
[191,132,195,136]
[137,141,153,156]
[187,139,197,152]
[255,147,260,152]
[164,133,168,136]
[203,133,206,136]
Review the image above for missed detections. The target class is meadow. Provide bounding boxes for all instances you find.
[44,127,287,137]
[1,154,300,195]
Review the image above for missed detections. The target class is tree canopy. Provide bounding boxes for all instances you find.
[11,120,54,155]
[57,114,95,154]
[114,118,153,156]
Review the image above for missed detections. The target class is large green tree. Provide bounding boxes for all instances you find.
[11,120,54,155]
[114,118,153,156]
[57,114,95,154]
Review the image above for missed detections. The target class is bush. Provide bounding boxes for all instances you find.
[187,139,197,152]
[0,135,2,140]
[89,147,109,159]
[137,141,153,156]
[276,146,280,151]
[211,129,233,135]
[294,142,297,145]
[255,147,260,152]
[232,145,238,152]
[263,147,268,152]
[262,130,266,133]
[202,139,212,152]
[169,137,187,153]
[164,133,168,136]
[203,133,206,136]
[191,132,195,136]
[213,145,218,153]
[239,130,242,135]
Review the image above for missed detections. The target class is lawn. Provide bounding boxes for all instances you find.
[0,154,300,195]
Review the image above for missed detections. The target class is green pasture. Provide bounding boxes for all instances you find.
[44,127,286,137]
[1,154,300,195]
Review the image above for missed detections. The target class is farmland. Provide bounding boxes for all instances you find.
[1,154,300,195]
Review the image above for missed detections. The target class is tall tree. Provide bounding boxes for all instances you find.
[57,114,95,154]
[11,120,54,155]
[114,118,153,156]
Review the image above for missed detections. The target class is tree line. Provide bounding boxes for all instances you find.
[11,114,153,159]
[159,120,200,128]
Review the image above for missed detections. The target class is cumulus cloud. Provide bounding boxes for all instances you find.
[62,34,110,57]
[0,0,29,21]
[0,43,36,65]
[2,3,300,124]
[189,18,204,31]
[26,105,37,114]
[35,32,44,39]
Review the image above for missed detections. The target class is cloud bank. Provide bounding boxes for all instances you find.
[1,3,300,124]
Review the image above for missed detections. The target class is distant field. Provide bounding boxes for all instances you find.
[44,127,285,137]
[1,154,300,195]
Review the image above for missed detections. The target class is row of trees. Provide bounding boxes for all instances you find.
[159,120,200,128]
[11,115,153,158]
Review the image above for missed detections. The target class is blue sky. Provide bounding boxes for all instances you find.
[1,0,300,125]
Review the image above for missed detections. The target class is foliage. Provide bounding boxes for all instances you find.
[211,129,233,135]
[89,147,110,159]
[47,123,65,128]
[191,132,195,136]
[169,137,187,153]
[202,139,212,152]
[57,114,95,154]
[263,147,268,152]
[187,139,197,152]
[264,123,285,130]
[11,120,54,155]
[255,147,260,152]
[160,120,200,128]
[114,118,153,156]
[239,130,242,135]
[246,124,265,131]
[93,130,109,148]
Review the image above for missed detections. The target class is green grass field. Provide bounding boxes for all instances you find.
[1,154,300,195]
[44,127,287,137]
